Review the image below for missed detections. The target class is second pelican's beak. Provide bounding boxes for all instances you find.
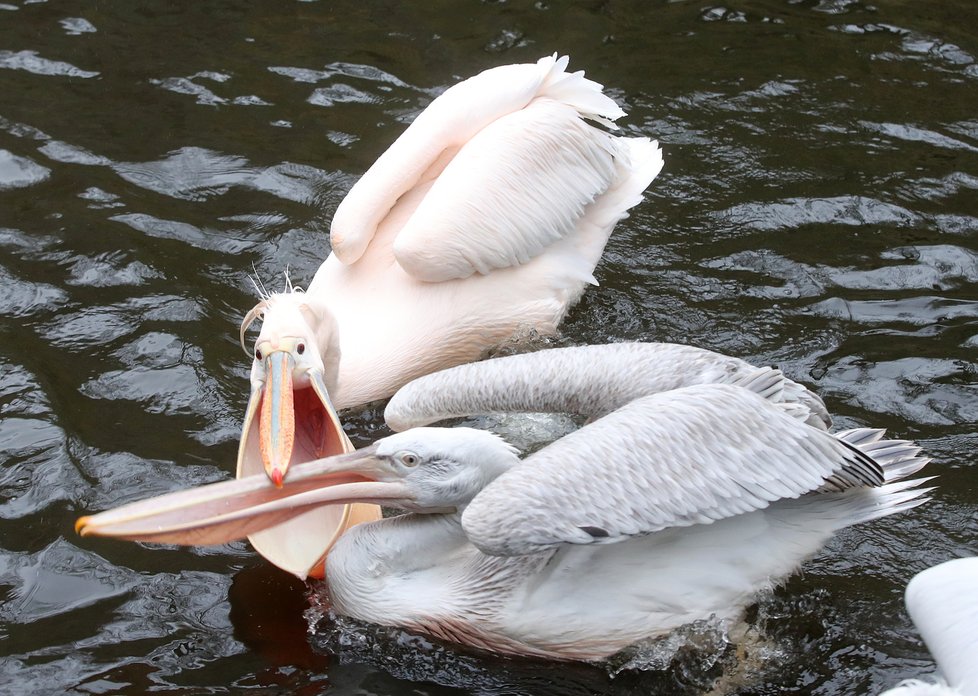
[260,348,295,487]
[236,338,381,579]
[76,447,410,547]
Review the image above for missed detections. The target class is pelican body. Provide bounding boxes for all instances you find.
[77,343,931,661]
[237,55,663,578]
[879,557,978,696]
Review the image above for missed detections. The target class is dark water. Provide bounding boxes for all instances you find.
[1,1,976,693]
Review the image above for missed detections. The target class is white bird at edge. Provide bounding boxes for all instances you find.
[77,342,932,662]
[879,557,978,696]
[235,55,664,579]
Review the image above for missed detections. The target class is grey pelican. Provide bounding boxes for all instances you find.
[879,558,978,696]
[236,55,663,578]
[77,343,931,661]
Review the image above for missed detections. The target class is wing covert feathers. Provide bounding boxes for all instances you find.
[329,54,660,281]
[459,386,831,556]
[392,100,620,281]
[436,344,928,556]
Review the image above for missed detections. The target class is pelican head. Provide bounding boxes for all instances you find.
[355,428,520,512]
[75,427,520,545]
[239,290,342,487]
[237,288,380,580]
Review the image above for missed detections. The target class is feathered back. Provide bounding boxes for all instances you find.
[328,54,658,280]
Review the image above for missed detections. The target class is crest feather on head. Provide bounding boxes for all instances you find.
[239,270,306,357]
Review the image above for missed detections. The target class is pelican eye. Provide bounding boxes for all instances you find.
[255,348,263,361]
[296,342,305,355]
[399,452,420,467]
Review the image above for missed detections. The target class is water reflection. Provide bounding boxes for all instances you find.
[0,50,100,79]
[228,564,329,672]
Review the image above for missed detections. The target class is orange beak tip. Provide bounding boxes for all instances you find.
[75,516,90,535]
[271,469,284,488]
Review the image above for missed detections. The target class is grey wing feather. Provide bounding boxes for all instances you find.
[461,384,876,557]
[386,342,830,430]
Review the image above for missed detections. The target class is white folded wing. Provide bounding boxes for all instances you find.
[329,54,662,281]
[460,383,884,557]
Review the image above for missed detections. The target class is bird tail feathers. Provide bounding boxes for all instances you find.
[835,428,931,484]
[535,54,664,225]
[537,54,626,127]
[782,427,933,530]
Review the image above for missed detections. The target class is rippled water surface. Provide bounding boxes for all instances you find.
[2,1,977,694]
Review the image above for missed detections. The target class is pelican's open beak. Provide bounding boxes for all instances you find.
[246,338,345,488]
[237,340,381,579]
[76,447,408,547]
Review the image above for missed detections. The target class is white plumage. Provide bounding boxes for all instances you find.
[313,55,662,409]
[234,55,663,578]
[880,557,978,696]
[77,342,932,661]
[458,384,882,557]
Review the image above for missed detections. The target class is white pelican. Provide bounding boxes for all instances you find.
[879,558,978,696]
[237,55,663,578]
[77,343,931,661]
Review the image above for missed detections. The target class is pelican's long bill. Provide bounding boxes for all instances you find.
[258,350,295,488]
[244,339,347,488]
[76,447,410,547]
